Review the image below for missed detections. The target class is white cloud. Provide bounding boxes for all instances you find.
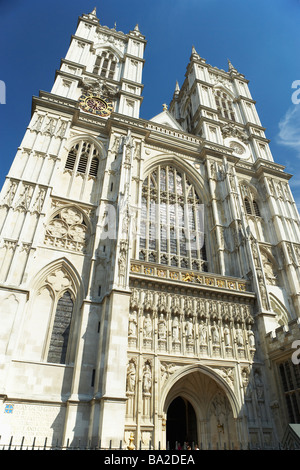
[277,104,300,156]
[277,104,300,211]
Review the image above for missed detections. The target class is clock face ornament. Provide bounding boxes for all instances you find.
[78,93,114,117]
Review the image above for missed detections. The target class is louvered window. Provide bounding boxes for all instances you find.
[243,196,261,217]
[215,90,236,121]
[64,141,100,178]
[65,145,78,170]
[93,51,118,80]
[89,156,99,177]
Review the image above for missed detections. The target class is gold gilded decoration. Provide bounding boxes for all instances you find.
[157,269,166,278]
[129,262,250,293]
[144,267,154,275]
[182,272,195,282]
[131,264,141,273]
[227,281,236,289]
[169,271,179,280]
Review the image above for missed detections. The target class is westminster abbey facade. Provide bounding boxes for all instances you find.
[0,8,299,450]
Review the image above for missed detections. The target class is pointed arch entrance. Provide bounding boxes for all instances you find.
[163,365,241,450]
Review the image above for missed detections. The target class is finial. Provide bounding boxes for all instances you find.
[228,59,238,73]
[90,7,97,16]
[191,45,200,60]
[163,103,168,111]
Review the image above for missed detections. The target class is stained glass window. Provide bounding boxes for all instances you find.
[139,165,207,271]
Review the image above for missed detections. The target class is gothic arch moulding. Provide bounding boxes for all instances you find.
[238,179,261,203]
[62,135,106,177]
[212,83,235,101]
[18,257,84,362]
[65,134,106,158]
[269,294,291,326]
[142,154,209,204]
[138,159,209,271]
[161,364,240,420]
[93,44,123,61]
[30,257,84,301]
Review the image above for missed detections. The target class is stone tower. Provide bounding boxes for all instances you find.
[0,9,299,450]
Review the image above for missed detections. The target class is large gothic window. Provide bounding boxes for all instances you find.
[139,165,207,271]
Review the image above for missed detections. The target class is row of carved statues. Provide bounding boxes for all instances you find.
[129,288,256,353]
[130,288,253,321]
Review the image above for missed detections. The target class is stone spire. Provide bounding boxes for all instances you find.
[227,59,238,73]
[191,45,200,60]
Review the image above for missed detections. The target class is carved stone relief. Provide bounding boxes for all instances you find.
[44,206,89,253]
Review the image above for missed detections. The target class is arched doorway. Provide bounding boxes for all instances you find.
[163,367,240,450]
[166,397,197,449]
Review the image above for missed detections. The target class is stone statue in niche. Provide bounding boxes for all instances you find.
[128,311,137,337]
[223,324,231,347]
[247,325,255,349]
[211,320,220,344]
[143,313,152,338]
[143,363,152,394]
[126,361,136,393]
[158,313,167,340]
[172,315,180,341]
[185,316,194,342]
[118,240,128,285]
[254,369,264,400]
[235,324,244,347]
[199,319,207,345]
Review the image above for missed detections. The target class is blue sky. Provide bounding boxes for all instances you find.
[1,0,300,207]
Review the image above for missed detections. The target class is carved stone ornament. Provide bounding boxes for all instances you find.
[44,206,89,253]
[229,141,245,155]
[46,269,72,292]
[81,77,119,98]
[221,123,249,143]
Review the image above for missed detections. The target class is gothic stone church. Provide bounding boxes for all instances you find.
[0,8,300,450]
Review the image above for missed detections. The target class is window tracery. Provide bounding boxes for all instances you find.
[240,184,261,217]
[44,206,89,253]
[65,141,100,178]
[139,165,207,271]
[214,89,236,121]
[93,51,118,80]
